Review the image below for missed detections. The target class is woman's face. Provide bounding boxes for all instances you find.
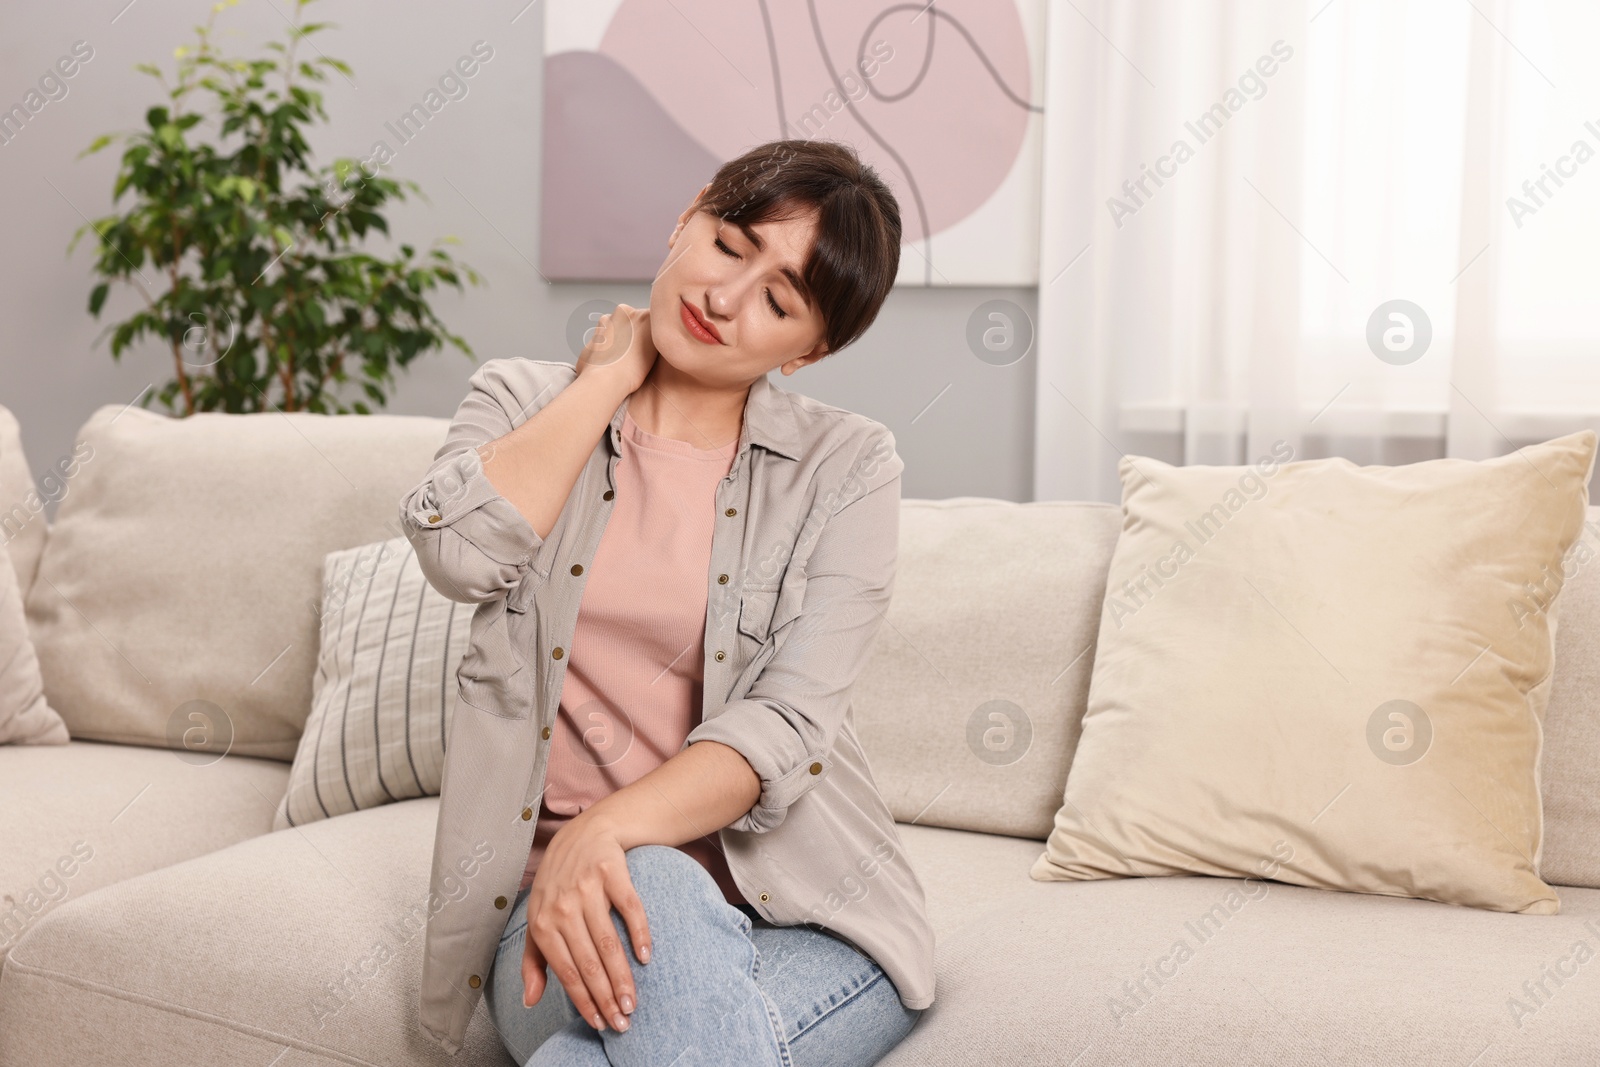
[651,189,829,385]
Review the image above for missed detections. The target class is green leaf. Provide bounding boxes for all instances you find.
[88,283,110,316]
[80,134,114,158]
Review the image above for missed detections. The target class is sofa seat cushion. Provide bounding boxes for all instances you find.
[895,822,1052,939]
[0,797,511,1067]
[9,813,1595,1067]
[0,740,288,964]
[887,826,1600,1066]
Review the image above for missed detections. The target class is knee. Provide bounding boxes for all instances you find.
[617,845,744,943]
[621,844,712,898]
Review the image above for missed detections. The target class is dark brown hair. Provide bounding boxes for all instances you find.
[695,139,901,358]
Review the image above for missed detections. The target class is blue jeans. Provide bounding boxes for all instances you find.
[484,844,923,1066]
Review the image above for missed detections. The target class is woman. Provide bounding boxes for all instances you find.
[400,138,934,1066]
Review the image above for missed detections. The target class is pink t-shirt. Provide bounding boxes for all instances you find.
[519,408,746,907]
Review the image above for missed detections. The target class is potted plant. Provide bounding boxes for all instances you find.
[72,0,482,415]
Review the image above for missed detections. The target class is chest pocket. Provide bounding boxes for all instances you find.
[457,599,532,719]
[737,581,804,646]
[738,590,779,644]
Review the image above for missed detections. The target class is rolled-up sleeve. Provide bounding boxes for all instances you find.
[399,362,544,604]
[685,430,904,833]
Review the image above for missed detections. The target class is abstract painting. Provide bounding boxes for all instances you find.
[541,0,1047,285]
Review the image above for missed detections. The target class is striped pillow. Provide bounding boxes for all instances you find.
[274,537,474,830]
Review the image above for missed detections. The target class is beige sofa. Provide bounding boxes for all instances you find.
[2,397,1598,1066]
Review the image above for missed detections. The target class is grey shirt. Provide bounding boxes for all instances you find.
[400,357,935,1054]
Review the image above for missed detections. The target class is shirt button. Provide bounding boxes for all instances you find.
[541,726,551,740]
[469,975,482,989]
[522,807,533,821]
[714,650,726,662]
[495,896,508,910]
[759,893,769,902]
[570,563,584,576]
[725,507,737,517]
[717,574,729,584]
[603,490,615,501]
[809,762,822,774]
[427,513,441,524]
[552,647,564,660]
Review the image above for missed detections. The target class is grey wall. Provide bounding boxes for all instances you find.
[0,1,1035,521]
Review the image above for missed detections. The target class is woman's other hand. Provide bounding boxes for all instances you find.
[520,815,650,1032]
[577,303,658,395]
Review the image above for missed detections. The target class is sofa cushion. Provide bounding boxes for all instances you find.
[0,797,512,1067]
[894,823,1071,940]
[0,740,288,963]
[1540,507,1600,889]
[0,807,1034,1067]
[0,404,49,603]
[23,404,451,761]
[884,834,1600,1065]
[8,811,1597,1067]
[854,498,1121,838]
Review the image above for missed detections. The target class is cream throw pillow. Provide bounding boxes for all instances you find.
[1033,430,1598,915]
[275,537,473,829]
[0,535,68,745]
[1,404,66,745]
[0,405,49,598]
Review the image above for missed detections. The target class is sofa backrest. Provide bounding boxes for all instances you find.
[24,403,450,761]
[1539,510,1600,889]
[856,496,1600,892]
[852,497,1121,840]
[14,401,1600,889]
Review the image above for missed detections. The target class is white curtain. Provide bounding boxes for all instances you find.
[1036,0,1600,503]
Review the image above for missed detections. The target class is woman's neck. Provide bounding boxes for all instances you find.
[628,363,748,452]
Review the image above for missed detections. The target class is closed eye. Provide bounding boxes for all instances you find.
[714,237,790,320]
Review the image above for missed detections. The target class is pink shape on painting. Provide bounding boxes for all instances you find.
[596,0,1035,243]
